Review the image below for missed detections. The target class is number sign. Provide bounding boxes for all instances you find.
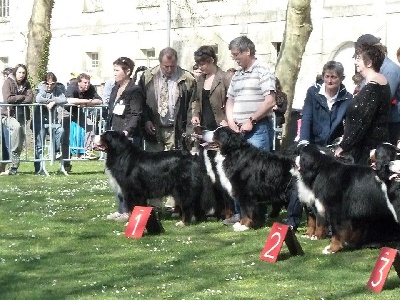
[367,247,400,292]
[260,222,304,263]
[124,206,153,238]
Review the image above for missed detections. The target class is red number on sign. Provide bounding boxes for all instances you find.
[367,247,398,292]
[124,206,153,239]
[263,232,281,260]
[260,222,289,263]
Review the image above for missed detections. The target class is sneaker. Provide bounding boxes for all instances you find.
[114,213,130,222]
[81,151,99,160]
[64,164,72,173]
[1,168,17,176]
[106,211,121,220]
[55,153,62,160]
[222,214,240,226]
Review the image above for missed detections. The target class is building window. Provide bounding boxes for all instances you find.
[87,52,99,69]
[83,0,103,13]
[0,0,10,18]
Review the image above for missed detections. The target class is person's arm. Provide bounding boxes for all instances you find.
[123,88,144,136]
[2,80,25,103]
[22,82,34,103]
[339,84,384,152]
[299,88,314,143]
[240,91,276,133]
[226,97,239,132]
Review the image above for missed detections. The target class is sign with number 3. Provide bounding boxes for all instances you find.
[367,247,400,292]
[260,222,304,263]
[124,206,153,238]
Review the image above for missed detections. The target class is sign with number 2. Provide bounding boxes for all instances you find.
[124,206,153,238]
[367,247,400,292]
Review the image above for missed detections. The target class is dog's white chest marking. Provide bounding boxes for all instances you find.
[377,176,399,223]
[204,151,216,183]
[296,176,316,206]
[215,152,233,197]
[105,168,122,195]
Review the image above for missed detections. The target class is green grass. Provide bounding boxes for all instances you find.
[1,161,400,299]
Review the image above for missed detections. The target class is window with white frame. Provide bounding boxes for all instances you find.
[83,0,103,13]
[0,0,10,18]
[86,52,99,69]
[137,0,160,9]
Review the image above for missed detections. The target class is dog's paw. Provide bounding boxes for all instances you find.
[175,221,185,227]
[232,222,242,229]
[322,245,334,254]
[310,235,318,240]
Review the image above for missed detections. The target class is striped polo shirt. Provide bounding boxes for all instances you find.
[227,59,275,123]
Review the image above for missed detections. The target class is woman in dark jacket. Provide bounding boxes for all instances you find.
[1,64,33,175]
[299,61,353,146]
[335,43,391,164]
[106,57,144,222]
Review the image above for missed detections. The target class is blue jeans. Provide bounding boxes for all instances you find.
[244,118,273,152]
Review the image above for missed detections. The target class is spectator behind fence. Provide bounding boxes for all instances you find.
[287,61,353,231]
[138,47,197,211]
[335,42,391,164]
[1,64,33,175]
[59,73,102,172]
[106,57,145,222]
[273,77,288,129]
[33,72,67,174]
[0,67,14,173]
[191,45,232,130]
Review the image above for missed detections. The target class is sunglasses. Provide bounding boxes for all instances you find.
[194,50,209,57]
[46,82,56,86]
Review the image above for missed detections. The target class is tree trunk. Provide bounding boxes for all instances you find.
[26,0,54,89]
[275,0,312,150]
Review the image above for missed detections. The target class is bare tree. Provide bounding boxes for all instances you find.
[275,0,312,150]
[26,0,55,88]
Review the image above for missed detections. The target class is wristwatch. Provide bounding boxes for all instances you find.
[249,117,257,125]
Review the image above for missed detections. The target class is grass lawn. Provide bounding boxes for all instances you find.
[0,161,400,299]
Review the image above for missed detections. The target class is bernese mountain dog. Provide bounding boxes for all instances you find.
[294,143,400,254]
[94,131,216,234]
[202,126,294,231]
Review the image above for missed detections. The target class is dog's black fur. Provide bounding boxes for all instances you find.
[295,143,400,253]
[95,131,216,234]
[203,126,294,230]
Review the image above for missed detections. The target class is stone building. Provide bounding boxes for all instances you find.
[0,0,399,108]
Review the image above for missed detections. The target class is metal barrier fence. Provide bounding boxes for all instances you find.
[0,103,107,175]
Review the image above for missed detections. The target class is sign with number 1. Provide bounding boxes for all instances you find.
[124,206,153,238]
[367,247,400,292]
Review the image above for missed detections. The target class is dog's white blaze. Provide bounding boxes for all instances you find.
[203,150,216,183]
[93,135,101,145]
[202,130,214,143]
[389,160,400,174]
[296,177,316,206]
[215,152,233,197]
[314,198,325,215]
[105,168,122,195]
[376,176,399,223]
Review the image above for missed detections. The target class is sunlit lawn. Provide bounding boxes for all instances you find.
[0,161,400,299]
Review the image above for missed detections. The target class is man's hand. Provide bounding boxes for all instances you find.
[46,101,56,110]
[228,120,240,133]
[191,116,200,125]
[145,121,156,135]
[239,118,253,133]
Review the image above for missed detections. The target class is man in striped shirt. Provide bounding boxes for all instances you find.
[226,36,276,151]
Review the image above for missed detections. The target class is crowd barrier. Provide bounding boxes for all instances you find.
[0,103,107,175]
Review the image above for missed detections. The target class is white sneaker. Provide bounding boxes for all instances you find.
[106,211,121,220]
[114,213,130,222]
